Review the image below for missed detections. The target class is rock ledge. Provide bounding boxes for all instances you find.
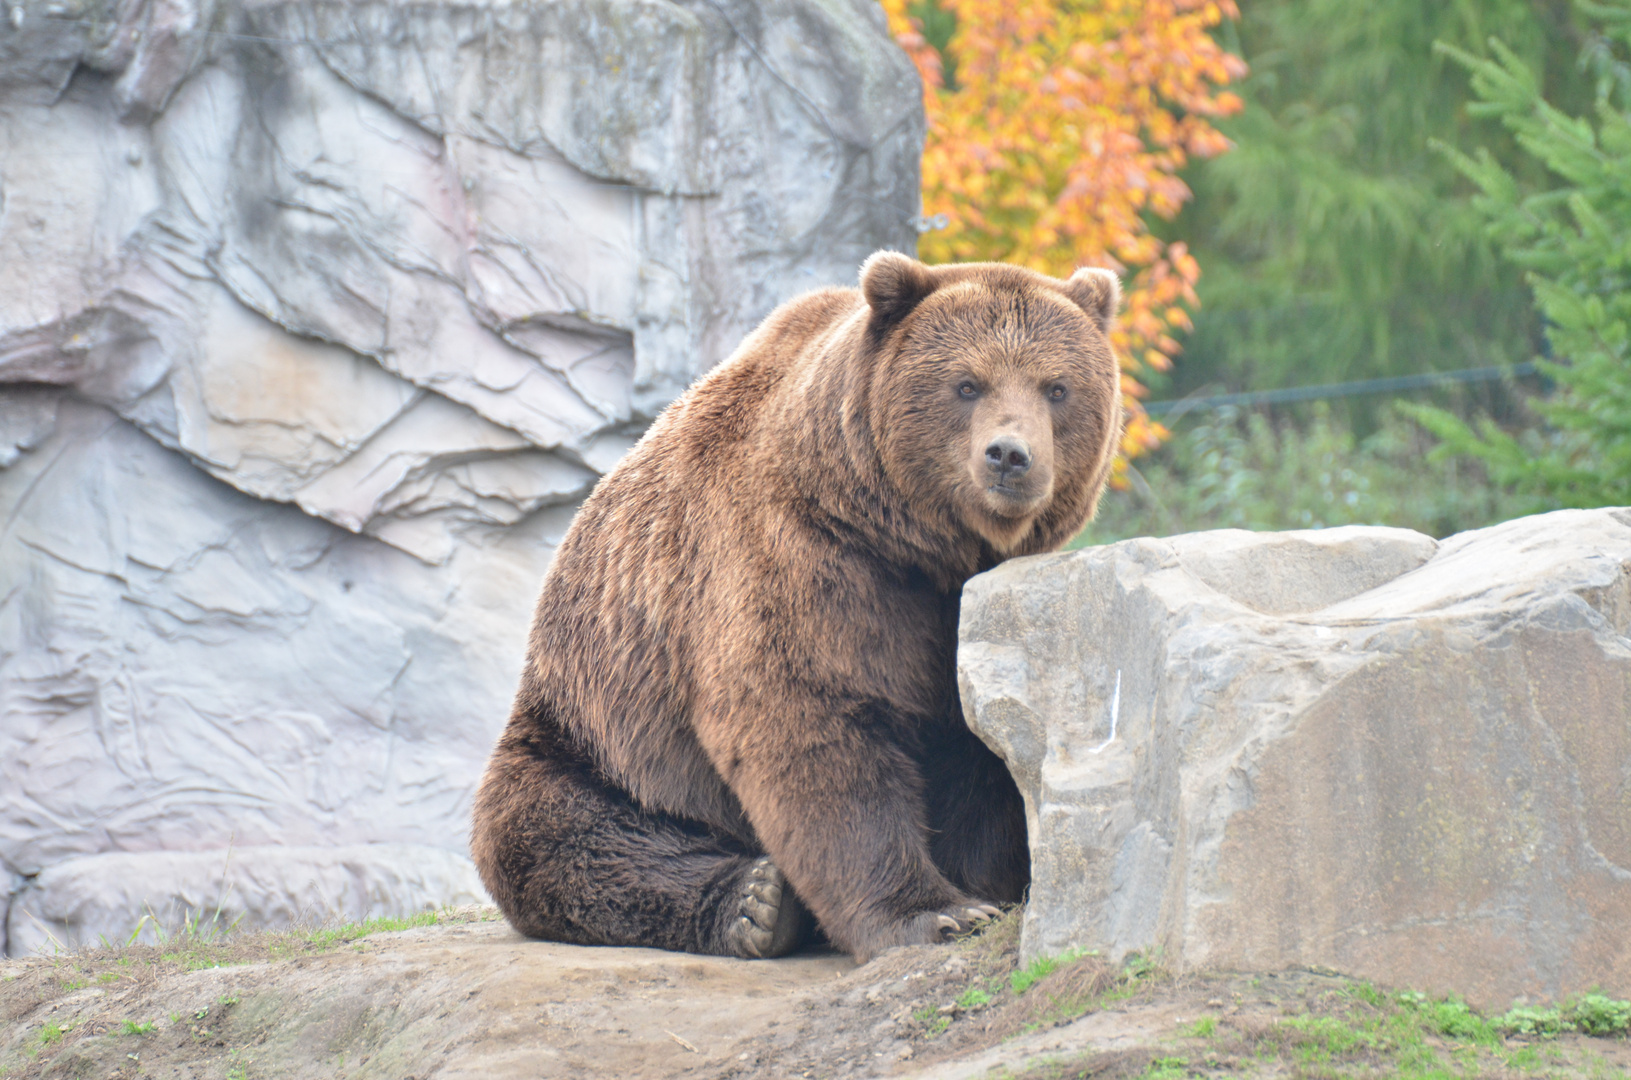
[960,509,1631,1008]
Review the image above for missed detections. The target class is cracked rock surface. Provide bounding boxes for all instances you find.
[0,0,919,954]
[959,508,1631,1008]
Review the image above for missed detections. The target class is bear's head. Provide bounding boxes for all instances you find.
[860,252,1123,557]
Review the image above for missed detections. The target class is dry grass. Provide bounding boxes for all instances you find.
[902,911,1170,1068]
[958,902,1025,973]
[0,905,501,1079]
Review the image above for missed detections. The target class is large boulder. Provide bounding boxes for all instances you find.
[959,509,1631,1008]
[0,0,921,954]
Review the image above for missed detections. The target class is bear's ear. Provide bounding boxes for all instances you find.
[1061,267,1121,334]
[860,251,938,333]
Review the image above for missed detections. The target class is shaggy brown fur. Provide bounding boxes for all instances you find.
[470,253,1123,962]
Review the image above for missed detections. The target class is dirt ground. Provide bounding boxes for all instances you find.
[2,908,1628,1080]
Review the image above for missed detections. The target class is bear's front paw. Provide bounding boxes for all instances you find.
[849,901,1003,961]
[907,901,1002,943]
[933,902,1002,937]
[727,856,807,959]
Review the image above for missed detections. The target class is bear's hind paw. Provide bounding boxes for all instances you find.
[728,856,806,959]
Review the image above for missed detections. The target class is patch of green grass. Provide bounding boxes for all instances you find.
[1503,1043,1543,1070]
[36,1020,67,1046]
[1012,974,1630,1080]
[957,983,994,1009]
[294,911,438,951]
[120,1019,156,1036]
[1221,983,1631,1080]
[1182,1015,1216,1038]
[125,903,245,952]
[1349,981,1387,1008]
[1121,951,1161,981]
[912,1004,951,1037]
[159,943,246,972]
[1010,948,1087,996]
[1281,1014,1371,1063]
[1273,1010,1451,1078]
[1140,1056,1189,1080]
[1416,995,1501,1044]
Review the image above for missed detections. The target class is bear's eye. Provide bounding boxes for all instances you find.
[1049,384,1068,401]
[957,382,979,400]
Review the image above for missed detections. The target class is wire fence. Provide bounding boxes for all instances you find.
[1142,361,1542,418]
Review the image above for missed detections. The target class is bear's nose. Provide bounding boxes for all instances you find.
[985,435,1032,477]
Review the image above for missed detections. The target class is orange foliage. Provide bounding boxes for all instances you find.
[880,0,1245,474]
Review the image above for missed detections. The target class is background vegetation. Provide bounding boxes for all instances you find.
[890,0,1631,542]
[1071,404,1537,545]
[1406,8,1631,513]
[1167,0,1591,399]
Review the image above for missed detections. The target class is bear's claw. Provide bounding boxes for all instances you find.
[931,903,1002,939]
[729,856,806,959]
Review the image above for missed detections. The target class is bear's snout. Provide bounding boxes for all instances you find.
[984,434,1033,479]
[967,389,1055,533]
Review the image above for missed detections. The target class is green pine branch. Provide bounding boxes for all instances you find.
[1411,3,1631,509]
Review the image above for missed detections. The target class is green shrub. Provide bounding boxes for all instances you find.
[1077,402,1533,546]
[1570,993,1631,1036]
[1492,993,1631,1038]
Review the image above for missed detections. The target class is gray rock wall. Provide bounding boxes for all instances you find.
[960,509,1631,1008]
[0,0,921,954]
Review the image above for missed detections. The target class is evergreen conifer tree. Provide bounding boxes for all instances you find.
[1406,1,1631,509]
[1172,1,1589,397]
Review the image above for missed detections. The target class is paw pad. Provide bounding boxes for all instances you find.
[729,856,805,959]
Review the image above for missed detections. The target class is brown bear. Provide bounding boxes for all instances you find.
[470,252,1123,962]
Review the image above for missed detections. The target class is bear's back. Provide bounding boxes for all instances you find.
[513,285,872,835]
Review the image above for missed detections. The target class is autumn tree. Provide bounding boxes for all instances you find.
[880,0,1246,469]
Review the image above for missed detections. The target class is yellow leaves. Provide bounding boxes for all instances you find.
[882,0,1243,466]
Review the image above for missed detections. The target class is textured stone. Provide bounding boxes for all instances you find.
[0,0,919,562]
[0,401,580,948]
[959,510,1631,1007]
[8,844,490,954]
[0,0,919,954]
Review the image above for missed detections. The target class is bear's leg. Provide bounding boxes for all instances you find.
[921,723,1030,904]
[722,714,1002,961]
[472,731,810,957]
